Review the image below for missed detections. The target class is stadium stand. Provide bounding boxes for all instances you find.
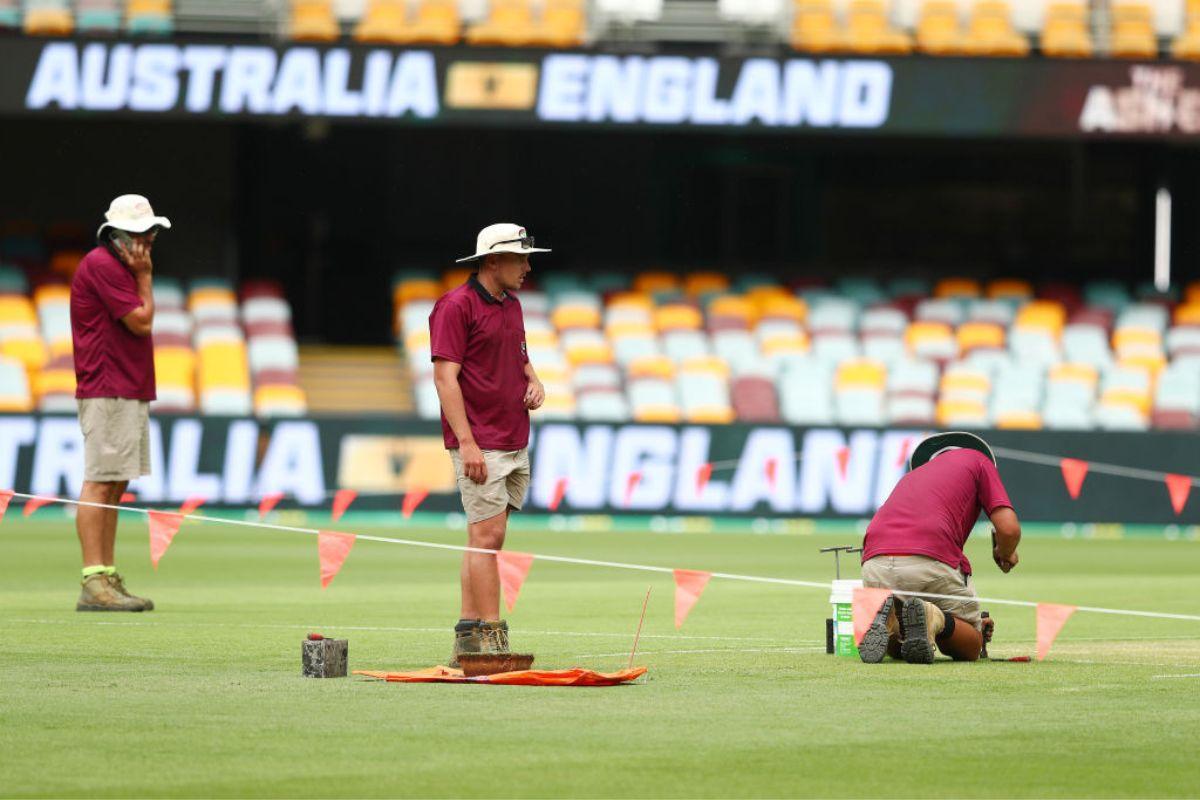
[396,271,1200,431]
[22,0,74,35]
[127,0,174,34]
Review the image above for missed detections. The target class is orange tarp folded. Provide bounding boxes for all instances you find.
[354,665,647,686]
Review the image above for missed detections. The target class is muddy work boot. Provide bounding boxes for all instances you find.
[858,593,896,664]
[900,597,945,664]
[76,574,146,612]
[108,573,154,611]
[478,620,510,654]
[448,620,482,669]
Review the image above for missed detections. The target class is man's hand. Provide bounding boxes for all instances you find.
[524,378,545,410]
[993,547,1019,573]
[116,238,153,277]
[460,440,488,484]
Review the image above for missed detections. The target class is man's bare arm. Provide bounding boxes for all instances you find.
[116,239,154,337]
[989,506,1021,573]
[433,359,487,483]
[523,361,544,410]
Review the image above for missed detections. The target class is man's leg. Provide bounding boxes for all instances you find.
[935,614,983,661]
[459,555,479,620]
[77,480,118,568]
[466,510,508,621]
[99,480,128,567]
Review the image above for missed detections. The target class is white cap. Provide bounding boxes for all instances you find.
[96,194,172,239]
[456,223,550,263]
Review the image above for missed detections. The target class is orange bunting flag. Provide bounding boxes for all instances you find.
[23,495,53,517]
[673,569,712,629]
[623,472,642,507]
[835,447,851,480]
[1036,602,1077,661]
[1060,458,1089,500]
[764,458,778,490]
[497,551,535,612]
[549,477,568,511]
[178,496,206,517]
[1165,474,1193,516]
[120,492,136,504]
[0,489,13,522]
[402,487,429,519]
[852,586,892,646]
[258,492,284,519]
[696,463,713,493]
[318,530,356,589]
[331,489,357,522]
[896,437,913,468]
[147,511,183,568]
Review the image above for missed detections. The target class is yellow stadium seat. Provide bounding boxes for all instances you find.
[916,0,966,54]
[1174,303,1200,325]
[198,343,250,390]
[628,355,676,379]
[535,363,571,384]
[563,340,613,366]
[33,284,71,307]
[1176,18,1200,60]
[1118,354,1166,376]
[842,0,913,53]
[33,368,75,398]
[527,0,586,47]
[290,0,340,40]
[608,292,655,311]
[189,287,237,308]
[940,368,991,398]
[466,0,535,46]
[1110,3,1158,57]
[995,410,1043,429]
[633,272,681,294]
[1100,386,1151,414]
[254,385,308,415]
[441,268,473,293]
[936,398,988,426]
[933,277,981,298]
[791,0,843,52]
[402,0,461,44]
[24,6,75,35]
[761,332,810,356]
[684,273,731,296]
[634,404,682,423]
[904,320,954,350]
[1042,3,1094,56]
[1113,327,1161,352]
[686,406,736,424]
[835,359,887,390]
[405,328,432,351]
[759,295,807,323]
[394,279,442,307]
[1049,362,1098,387]
[48,339,73,360]
[708,295,756,324]
[354,0,410,42]
[957,321,1006,352]
[1,338,47,372]
[1014,301,1066,335]
[680,355,731,378]
[0,297,37,325]
[654,305,703,331]
[155,347,196,387]
[986,279,1032,299]
[1187,281,1200,304]
[525,329,558,348]
[962,0,1031,56]
[605,321,656,340]
[551,305,601,330]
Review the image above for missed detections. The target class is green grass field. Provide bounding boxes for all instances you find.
[3,514,1200,798]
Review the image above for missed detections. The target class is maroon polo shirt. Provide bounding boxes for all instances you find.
[862,449,1013,576]
[70,245,156,401]
[429,274,530,451]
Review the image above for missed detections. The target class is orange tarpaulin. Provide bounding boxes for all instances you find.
[354,666,647,686]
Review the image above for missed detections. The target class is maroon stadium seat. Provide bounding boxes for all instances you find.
[239,280,286,301]
[245,320,295,338]
[731,376,781,423]
[1152,409,1198,430]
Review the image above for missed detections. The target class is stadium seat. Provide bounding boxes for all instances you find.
[905,321,957,362]
[1062,324,1113,367]
[23,1,74,35]
[663,330,710,363]
[627,354,675,380]
[861,306,908,336]
[790,0,843,52]
[915,298,964,326]
[887,357,938,397]
[719,0,786,24]
[986,278,1033,300]
[400,0,461,44]
[1041,2,1094,55]
[628,378,680,422]
[562,329,614,366]
[77,0,121,33]
[956,322,1006,354]
[994,410,1043,429]
[126,0,172,33]
[1109,2,1159,56]
[198,342,250,392]
[731,376,781,422]
[0,0,20,28]
[527,0,587,46]
[685,273,731,297]
[712,329,759,367]
[678,373,734,423]
[808,299,857,334]
[290,0,339,40]
[940,363,991,404]
[354,0,410,42]
[936,398,988,427]
[0,335,47,373]
[842,0,914,53]
[248,336,300,378]
[576,389,630,421]
[467,0,535,45]
[655,304,703,332]
[1173,13,1200,58]
[572,364,621,393]
[862,333,906,364]
[254,385,308,418]
[0,356,33,412]
[777,358,834,424]
[708,295,756,330]
[200,388,253,416]
[934,278,980,298]
[962,0,1031,55]
[887,395,935,425]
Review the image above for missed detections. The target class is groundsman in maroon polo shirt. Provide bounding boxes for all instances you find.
[429,223,549,667]
[69,194,168,613]
[857,431,1023,665]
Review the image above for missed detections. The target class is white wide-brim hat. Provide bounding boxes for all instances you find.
[96,194,172,239]
[908,431,996,471]
[456,223,550,263]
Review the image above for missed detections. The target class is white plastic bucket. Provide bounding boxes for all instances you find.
[828,578,863,658]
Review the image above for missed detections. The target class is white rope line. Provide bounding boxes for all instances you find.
[991,446,1197,485]
[7,490,1200,623]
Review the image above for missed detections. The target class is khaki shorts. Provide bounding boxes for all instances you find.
[78,398,151,483]
[861,555,982,631]
[448,448,530,524]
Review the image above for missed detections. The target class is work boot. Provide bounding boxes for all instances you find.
[448,620,482,669]
[900,597,945,664]
[478,620,510,654]
[76,573,145,612]
[858,593,895,664]
[108,573,154,611]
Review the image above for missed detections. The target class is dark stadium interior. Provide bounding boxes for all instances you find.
[5,118,1199,342]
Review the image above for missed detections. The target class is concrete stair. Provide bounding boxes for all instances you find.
[298,346,413,414]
